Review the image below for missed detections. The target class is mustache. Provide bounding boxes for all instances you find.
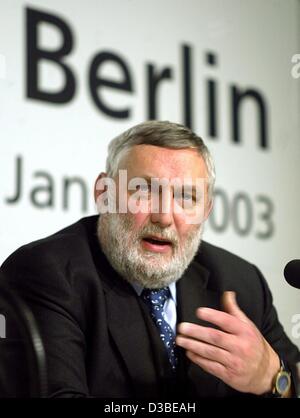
[138,224,179,247]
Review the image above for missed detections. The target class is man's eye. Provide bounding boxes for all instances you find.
[139,184,150,192]
[174,193,193,201]
[183,194,193,201]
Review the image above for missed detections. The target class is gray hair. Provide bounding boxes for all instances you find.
[105,120,216,199]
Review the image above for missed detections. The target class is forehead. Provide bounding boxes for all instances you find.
[118,144,207,179]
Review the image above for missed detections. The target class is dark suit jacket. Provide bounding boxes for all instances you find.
[0,216,299,398]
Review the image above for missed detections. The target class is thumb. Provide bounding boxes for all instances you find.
[222,291,250,323]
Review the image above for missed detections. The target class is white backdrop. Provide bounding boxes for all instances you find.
[0,0,299,348]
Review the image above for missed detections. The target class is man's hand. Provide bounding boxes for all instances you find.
[176,291,281,395]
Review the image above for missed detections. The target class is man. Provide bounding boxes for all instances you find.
[1,120,299,398]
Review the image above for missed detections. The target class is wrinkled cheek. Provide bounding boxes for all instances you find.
[129,211,150,230]
[176,226,199,249]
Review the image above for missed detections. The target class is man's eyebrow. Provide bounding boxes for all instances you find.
[130,175,159,184]
[127,175,201,193]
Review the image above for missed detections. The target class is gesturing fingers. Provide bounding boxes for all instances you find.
[176,335,232,367]
[195,308,246,335]
[177,322,237,352]
[175,293,279,395]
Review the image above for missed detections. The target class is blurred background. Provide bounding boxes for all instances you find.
[0,0,299,348]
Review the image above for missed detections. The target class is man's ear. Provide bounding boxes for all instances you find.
[94,172,108,203]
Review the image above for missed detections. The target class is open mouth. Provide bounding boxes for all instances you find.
[141,236,173,253]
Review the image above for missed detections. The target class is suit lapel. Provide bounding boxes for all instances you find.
[87,224,167,397]
[177,259,220,324]
[102,274,160,397]
[176,259,223,397]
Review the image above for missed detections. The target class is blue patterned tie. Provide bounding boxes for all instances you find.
[142,288,177,370]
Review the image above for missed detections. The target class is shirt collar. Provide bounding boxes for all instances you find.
[131,281,177,304]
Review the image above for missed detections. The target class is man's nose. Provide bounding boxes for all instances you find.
[150,211,174,228]
[150,192,174,228]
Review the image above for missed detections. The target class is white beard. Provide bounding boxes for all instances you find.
[97,213,203,289]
